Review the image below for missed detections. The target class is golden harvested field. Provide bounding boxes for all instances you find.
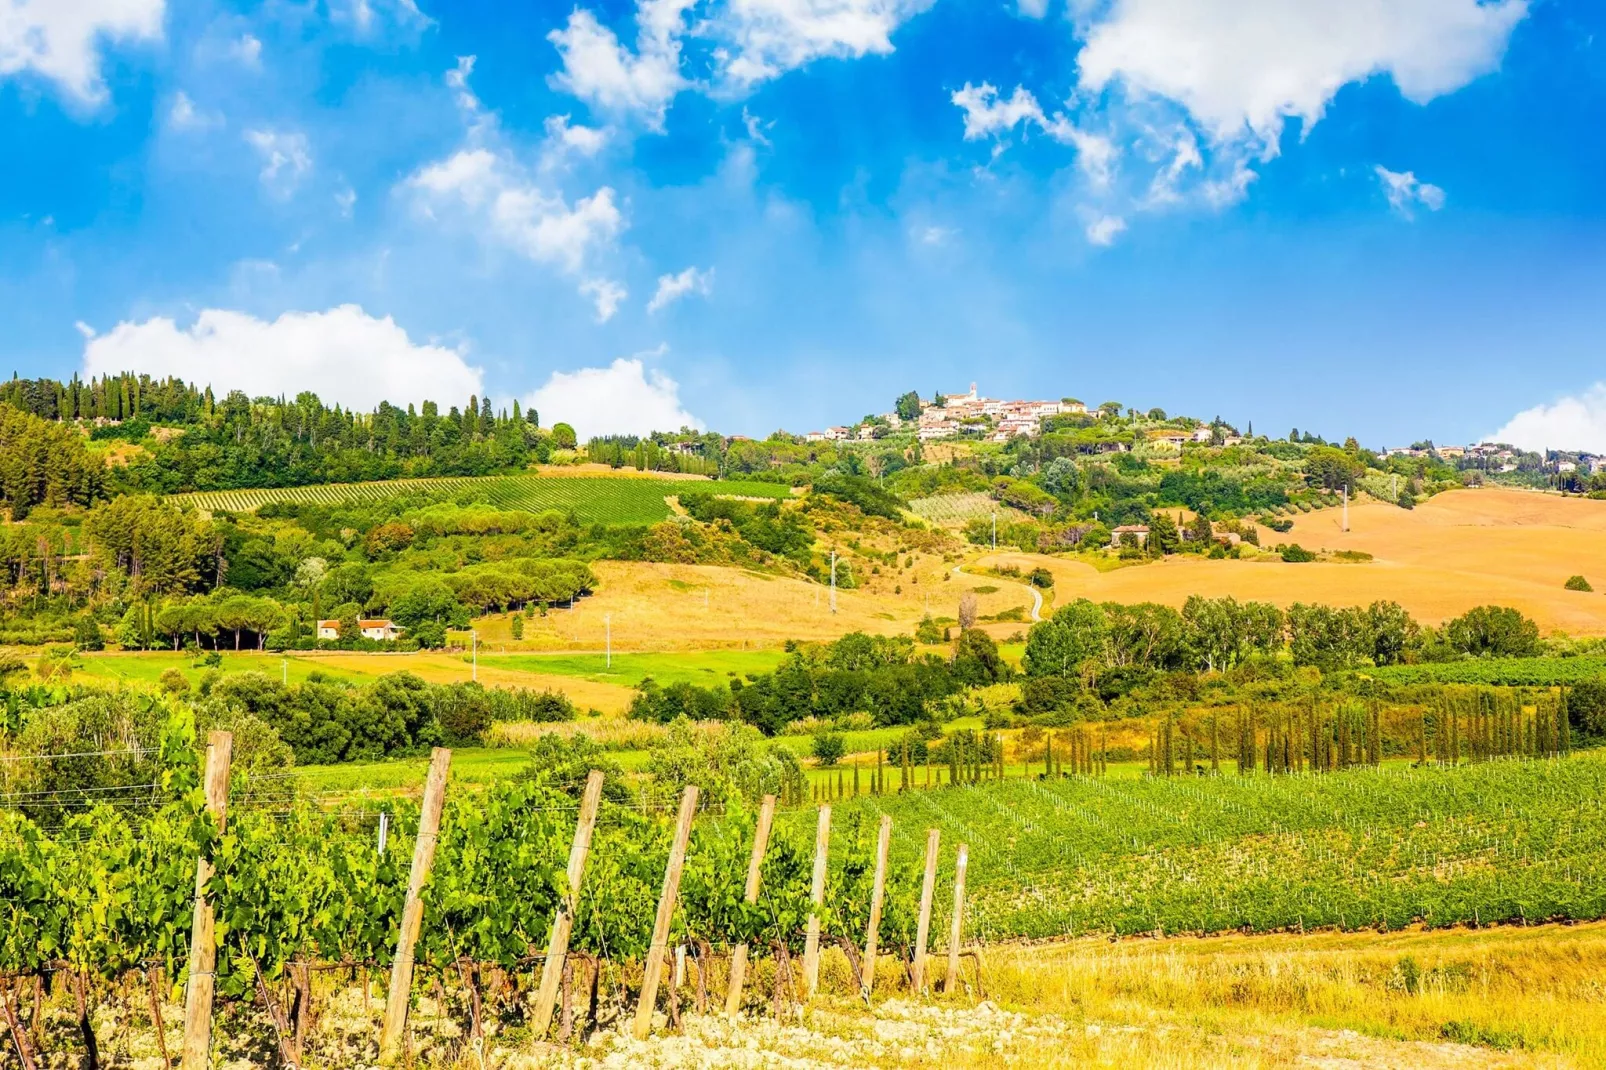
[474,557,1038,651]
[982,488,1606,634]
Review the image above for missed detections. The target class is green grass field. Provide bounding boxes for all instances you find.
[1360,655,1606,686]
[171,472,791,523]
[831,749,1606,942]
[473,648,788,688]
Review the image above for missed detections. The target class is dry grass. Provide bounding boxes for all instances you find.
[483,558,1029,652]
[485,715,671,750]
[982,488,1606,634]
[974,922,1606,1067]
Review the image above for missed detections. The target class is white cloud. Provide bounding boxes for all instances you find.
[647,266,714,313]
[230,33,262,68]
[581,278,628,322]
[548,2,690,129]
[1376,165,1446,218]
[335,186,357,216]
[526,357,701,438]
[952,0,1523,243]
[408,149,624,274]
[1018,0,1049,18]
[80,305,482,411]
[952,82,1046,140]
[1492,385,1606,454]
[1084,214,1126,245]
[0,0,164,105]
[915,224,954,245]
[1075,0,1528,153]
[245,128,312,191]
[167,90,221,131]
[952,82,1118,187]
[406,60,625,292]
[544,114,608,157]
[714,0,934,88]
[741,107,771,146]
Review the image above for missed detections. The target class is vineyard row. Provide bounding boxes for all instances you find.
[0,730,970,1070]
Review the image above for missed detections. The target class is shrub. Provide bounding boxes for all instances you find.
[158,668,190,694]
[811,730,846,767]
[1279,543,1317,563]
[915,615,943,644]
[1028,567,1054,588]
[1565,575,1593,592]
[510,614,525,639]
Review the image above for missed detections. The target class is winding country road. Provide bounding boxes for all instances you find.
[952,562,1044,622]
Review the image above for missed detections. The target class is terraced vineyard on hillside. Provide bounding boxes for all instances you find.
[172,473,792,523]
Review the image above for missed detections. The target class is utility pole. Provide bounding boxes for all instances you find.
[829,550,838,615]
[1342,484,1350,533]
[605,613,612,668]
[471,630,478,681]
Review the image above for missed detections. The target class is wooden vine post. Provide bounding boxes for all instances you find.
[725,794,777,1016]
[802,805,832,999]
[910,828,941,994]
[532,770,605,1038]
[944,844,969,993]
[379,747,452,1064]
[180,731,233,1070]
[633,785,699,1040]
[859,814,893,998]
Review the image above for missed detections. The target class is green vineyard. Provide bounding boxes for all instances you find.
[170,473,793,524]
[1359,656,1606,687]
[852,749,1606,940]
[908,492,1013,524]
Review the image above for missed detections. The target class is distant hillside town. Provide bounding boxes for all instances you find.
[806,383,1088,444]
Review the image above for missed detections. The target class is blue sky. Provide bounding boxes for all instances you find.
[2,0,1604,449]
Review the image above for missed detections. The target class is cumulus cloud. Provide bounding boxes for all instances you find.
[580,277,628,322]
[245,128,312,191]
[1075,0,1528,153]
[712,0,935,89]
[1376,165,1446,218]
[1491,386,1606,454]
[405,58,625,311]
[545,0,933,125]
[954,0,1524,243]
[526,357,701,438]
[407,149,623,274]
[952,82,1046,140]
[647,266,713,313]
[80,305,483,411]
[548,0,691,129]
[544,114,609,157]
[0,0,164,105]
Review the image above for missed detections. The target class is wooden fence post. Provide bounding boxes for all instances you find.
[379,747,452,1064]
[180,731,232,1070]
[531,770,605,1038]
[725,794,776,1017]
[944,844,969,994]
[802,805,831,999]
[859,814,892,998]
[633,785,698,1040]
[910,828,940,995]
